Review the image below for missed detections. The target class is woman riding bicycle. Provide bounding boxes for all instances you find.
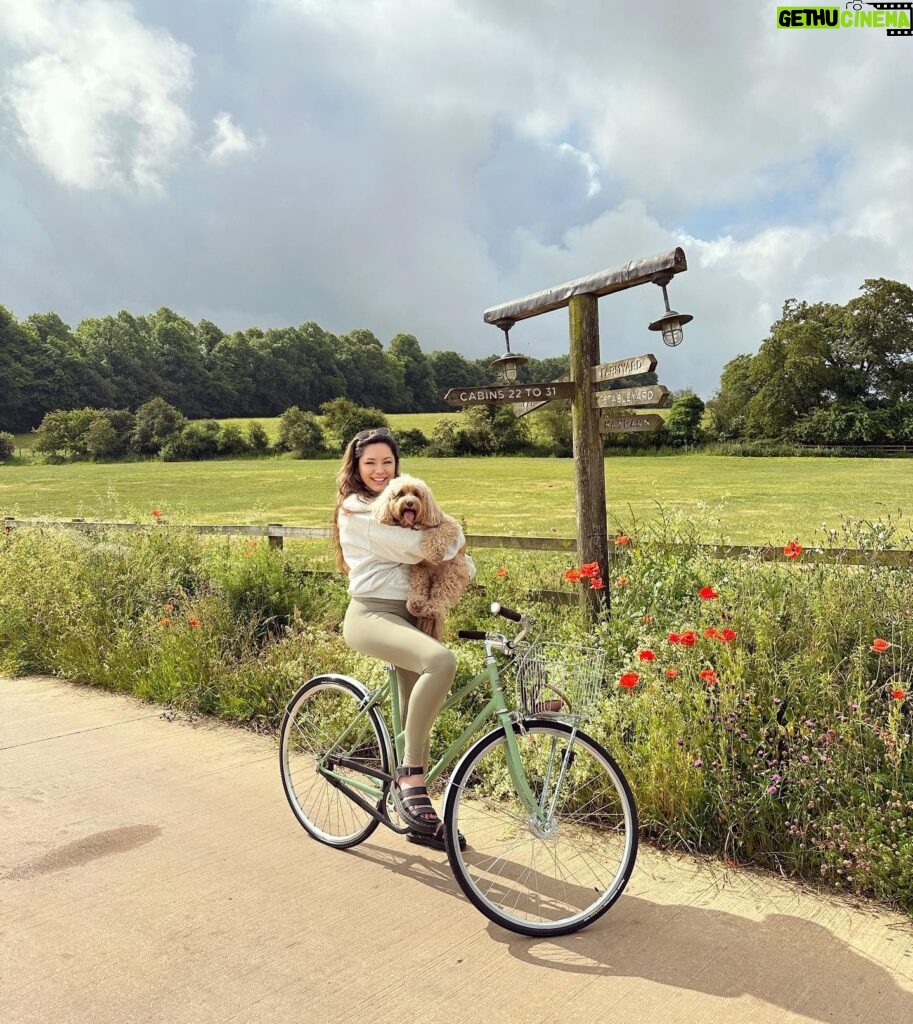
[332,426,475,849]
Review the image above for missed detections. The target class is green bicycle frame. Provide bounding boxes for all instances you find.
[319,659,548,824]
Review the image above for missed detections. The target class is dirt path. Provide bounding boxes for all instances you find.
[2,674,912,1024]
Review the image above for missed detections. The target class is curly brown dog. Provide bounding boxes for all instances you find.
[372,474,472,640]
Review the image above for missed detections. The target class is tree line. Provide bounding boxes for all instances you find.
[0,305,570,433]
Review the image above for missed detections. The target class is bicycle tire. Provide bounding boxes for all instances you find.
[279,674,392,849]
[443,720,638,937]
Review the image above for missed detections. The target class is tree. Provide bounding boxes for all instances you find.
[276,406,325,457]
[318,398,388,450]
[0,306,36,432]
[247,421,271,454]
[132,397,186,455]
[664,391,705,445]
[533,401,573,457]
[0,431,16,461]
[338,329,406,410]
[390,333,437,412]
[160,420,222,461]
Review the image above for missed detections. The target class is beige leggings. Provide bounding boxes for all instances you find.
[342,597,457,769]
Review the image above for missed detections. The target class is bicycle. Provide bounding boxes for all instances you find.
[279,601,638,937]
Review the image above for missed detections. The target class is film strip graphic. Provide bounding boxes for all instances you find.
[866,2,913,35]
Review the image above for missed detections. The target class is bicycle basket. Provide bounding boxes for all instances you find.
[511,642,608,721]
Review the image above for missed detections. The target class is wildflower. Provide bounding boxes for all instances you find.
[564,568,581,582]
[680,630,697,647]
[496,566,508,578]
[783,540,802,560]
[693,758,703,768]
[871,638,891,653]
[667,632,681,644]
[642,615,654,625]
[591,576,606,590]
[638,650,656,662]
[800,755,810,763]
[160,617,171,627]
[615,535,630,546]
[720,628,737,643]
[579,562,600,579]
[768,785,779,795]
[151,509,163,519]
[891,689,907,700]
[618,672,640,689]
[699,586,719,600]
[699,669,718,685]
[773,697,782,705]
[615,576,628,587]
[704,627,719,639]
[665,669,679,679]
[189,618,200,628]
[163,603,174,613]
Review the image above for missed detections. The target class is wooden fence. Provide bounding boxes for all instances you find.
[4,517,913,567]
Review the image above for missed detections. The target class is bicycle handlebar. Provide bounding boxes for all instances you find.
[490,602,522,622]
[457,630,488,640]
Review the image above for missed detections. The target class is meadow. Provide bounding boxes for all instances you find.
[1,451,912,546]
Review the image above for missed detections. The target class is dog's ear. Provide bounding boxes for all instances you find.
[371,481,396,524]
[418,482,445,527]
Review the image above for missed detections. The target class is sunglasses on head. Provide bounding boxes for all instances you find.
[354,427,393,443]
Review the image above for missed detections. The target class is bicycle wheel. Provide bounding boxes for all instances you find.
[280,674,392,849]
[443,721,638,937]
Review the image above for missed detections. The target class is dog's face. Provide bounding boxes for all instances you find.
[374,474,441,528]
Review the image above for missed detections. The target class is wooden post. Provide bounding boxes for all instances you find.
[568,294,609,619]
[267,524,284,550]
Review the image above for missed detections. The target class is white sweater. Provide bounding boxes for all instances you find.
[338,493,475,600]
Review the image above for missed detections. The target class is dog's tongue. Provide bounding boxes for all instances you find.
[403,509,416,525]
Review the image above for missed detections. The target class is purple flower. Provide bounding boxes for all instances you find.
[772,773,781,783]
[773,697,782,705]
[768,785,779,795]
[801,755,810,763]
[693,758,703,767]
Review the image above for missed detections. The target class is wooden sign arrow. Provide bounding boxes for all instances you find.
[600,413,664,434]
[512,375,570,417]
[592,384,669,409]
[590,354,657,384]
[445,380,576,407]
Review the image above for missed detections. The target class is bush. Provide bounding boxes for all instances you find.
[247,421,270,454]
[318,398,387,451]
[396,428,429,455]
[218,423,251,456]
[0,431,16,461]
[161,420,222,461]
[276,406,325,457]
[429,407,495,456]
[132,397,186,456]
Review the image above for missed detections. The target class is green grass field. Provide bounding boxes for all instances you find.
[1,453,911,546]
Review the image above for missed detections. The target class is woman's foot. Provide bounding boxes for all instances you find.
[392,766,444,835]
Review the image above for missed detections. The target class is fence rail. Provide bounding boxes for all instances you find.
[4,517,913,567]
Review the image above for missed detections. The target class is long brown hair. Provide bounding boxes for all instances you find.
[331,429,400,573]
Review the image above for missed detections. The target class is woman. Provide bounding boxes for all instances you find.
[333,426,475,849]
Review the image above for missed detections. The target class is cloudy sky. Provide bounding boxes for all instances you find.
[1,0,911,397]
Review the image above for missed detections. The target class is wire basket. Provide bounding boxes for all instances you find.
[511,642,608,721]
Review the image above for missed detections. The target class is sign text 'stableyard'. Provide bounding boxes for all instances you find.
[590,354,657,384]
[445,381,577,407]
[600,414,664,434]
[592,384,669,409]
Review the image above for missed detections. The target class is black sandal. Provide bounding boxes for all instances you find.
[392,766,444,837]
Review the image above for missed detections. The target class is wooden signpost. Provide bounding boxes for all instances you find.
[456,246,689,619]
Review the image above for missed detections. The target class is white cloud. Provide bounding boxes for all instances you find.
[206,112,258,163]
[555,143,601,198]
[0,0,193,193]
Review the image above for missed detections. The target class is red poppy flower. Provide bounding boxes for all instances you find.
[891,689,907,700]
[579,561,600,578]
[638,649,656,662]
[189,618,200,628]
[871,638,891,653]
[667,632,681,644]
[151,509,162,518]
[699,587,719,600]
[665,669,679,679]
[496,566,508,578]
[618,672,640,689]
[704,627,719,639]
[615,535,630,546]
[680,630,697,647]
[160,617,171,627]
[591,576,606,590]
[699,669,718,685]
[564,568,582,582]
[615,576,629,587]
[720,628,737,643]
[783,541,803,560]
